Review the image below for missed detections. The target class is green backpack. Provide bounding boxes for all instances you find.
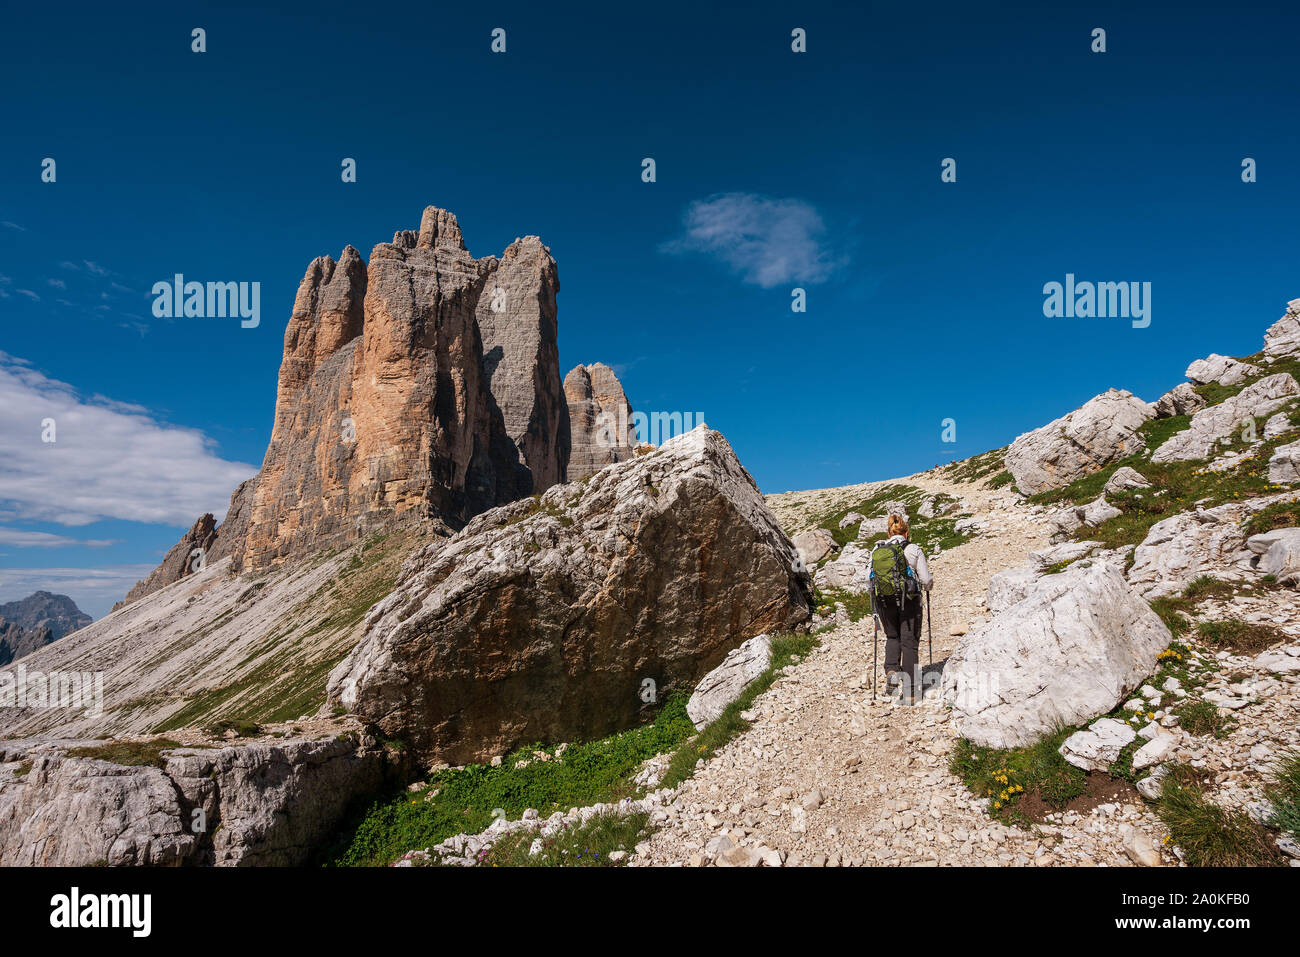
[869,541,918,603]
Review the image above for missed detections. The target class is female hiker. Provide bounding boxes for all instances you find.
[869,515,933,701]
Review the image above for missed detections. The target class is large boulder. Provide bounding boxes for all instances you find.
[1151,373,1300,462]
[1184,353,1260,387]
[943,564,1172,749]
[1005,389,1154,495]
[327,426,812,764]
[686,633,772,730]
[1153,382,1207,419]
[1263,299,1300,359]
[1270,439,1300,484]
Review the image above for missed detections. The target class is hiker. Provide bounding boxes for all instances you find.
[869,515,933,700]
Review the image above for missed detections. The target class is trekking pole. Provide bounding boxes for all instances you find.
[871,612,879,698]
[927,590,933,666]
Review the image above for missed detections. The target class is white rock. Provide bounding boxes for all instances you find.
[944,565,1172,749]
[1132,734,1177,770]
[1269,440,1300,484]
[1059,718,1138,772]
[1184,353,1260,387]
[791,528,836,566]
[1263,300,1300,359]
[1006,389,1154,495]
[686,634,773,730]
[1104,467,1153,495]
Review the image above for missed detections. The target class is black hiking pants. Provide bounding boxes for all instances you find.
[876,594,922,687]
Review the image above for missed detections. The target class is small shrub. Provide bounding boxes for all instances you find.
[1195,619,1285,654]
[1157,766,1282,866]
[1174,700,1232,739]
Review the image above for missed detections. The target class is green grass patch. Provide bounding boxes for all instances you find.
[1263,750,1300,841]
[950,728,1087,826]
[942,448,1009,484]
[63,738,183,770]
[1195,619,1286,654]
[1174,699,1233,739]
[478,811,652,867]
[1242,499,1300,538]
[204,718,262,738]
[328,694,695,867]
[1156,766,1283,866]
[813,586,872,622]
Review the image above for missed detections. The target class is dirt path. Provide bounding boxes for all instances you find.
[636,474,1170,866]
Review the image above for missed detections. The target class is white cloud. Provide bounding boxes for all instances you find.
[662,193,843,288]
[0,528,117,548]
[0,565,155,620]
[0,352,258,526]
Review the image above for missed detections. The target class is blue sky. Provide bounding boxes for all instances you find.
[2,1,1298,617]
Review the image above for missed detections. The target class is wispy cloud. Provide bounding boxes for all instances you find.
[0,352,257,526]
[662,192,844,288]
[1,221,26,232]
[0,527,117,548]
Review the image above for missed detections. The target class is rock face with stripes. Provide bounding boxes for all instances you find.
[119,206,571,599]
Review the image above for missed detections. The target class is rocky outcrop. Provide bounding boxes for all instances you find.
[686,633,772,730]
[119,206,571,603]
[0,591,91,640]
[1184,353,1260,387]
[1151,374,1300,462]
[1005,389,1154,495]
[0,733,389,866]
[327,426,812,764]
[1125,497,1290,598]
[1153,382,1206,419]
[478,239,570,490]
[1263,299,1300,358]
[113,514,218,610]
[564,363,637,481]
[943,564,1172,749]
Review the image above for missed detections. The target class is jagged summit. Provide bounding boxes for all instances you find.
[118,205,571,604]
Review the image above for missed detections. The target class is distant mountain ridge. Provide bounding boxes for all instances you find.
[0,591,91,666]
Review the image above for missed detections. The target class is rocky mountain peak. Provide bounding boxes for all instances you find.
[416,205,466,251]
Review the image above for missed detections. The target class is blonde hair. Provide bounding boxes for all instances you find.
[887,514,909,538]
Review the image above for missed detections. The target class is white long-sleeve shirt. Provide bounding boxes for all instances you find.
[881,535,933,591]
